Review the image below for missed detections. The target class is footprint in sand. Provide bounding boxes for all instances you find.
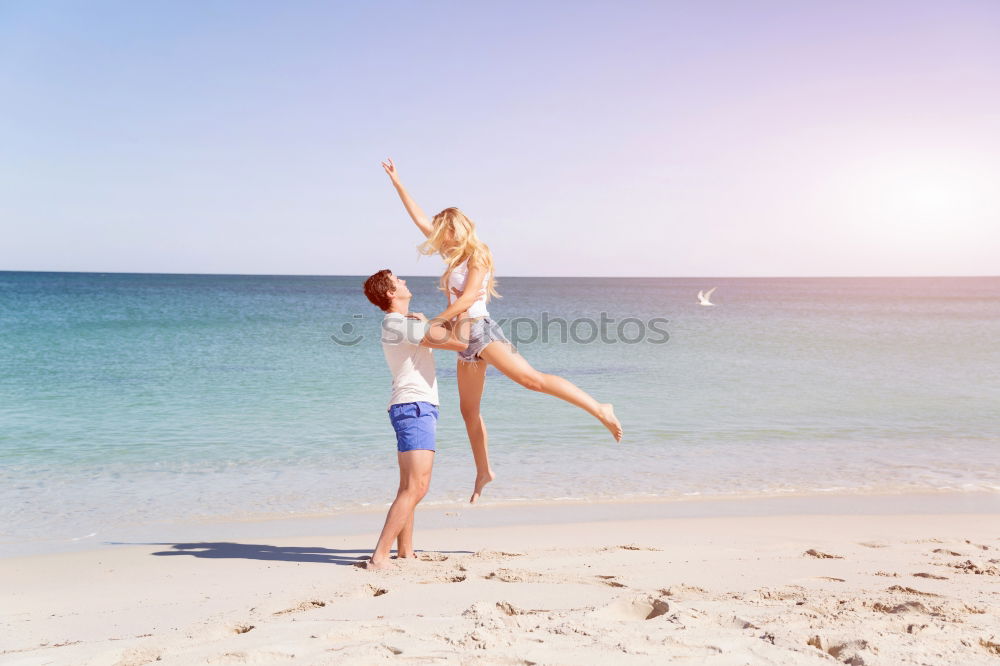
[659,584,711,601]
[945,559,1000,575]
[341,583,388,598]
[871,600,933,615]
[807,636,872,664]
[595,575,627,588]
[188,619,258,642]
[483,567,617,587]
[458,601,522,642]
[418,573,467,584]
[727,615,758,630]
[493,600,563,618]
[757,585,807,601]
[322,625,407,646]
[980,638,1000,655]
[484,568,550,583]
[115,647,163,666]
[416,551,449,561]
[471,549,525,560]
[804,549,843,559]
[932,548,963,556]
[323,644,405,660]
[495,600,533,616]
[273,600,326,615]
[207,649,295,663]
[589,595,670,621]
[913,572,948,580]
[885,585,941,597]
[600,544,662,552]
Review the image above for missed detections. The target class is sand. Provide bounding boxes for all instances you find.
[2,504,999,664]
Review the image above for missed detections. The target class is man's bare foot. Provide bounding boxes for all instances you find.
[470,469,496,504]
[363,555,394,570]
[597,403,623,442]
[397,550,415,559]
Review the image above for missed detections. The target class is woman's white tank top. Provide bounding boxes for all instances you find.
[447,259,490,318]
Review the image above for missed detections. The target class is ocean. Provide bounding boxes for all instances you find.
[2,271,999,553]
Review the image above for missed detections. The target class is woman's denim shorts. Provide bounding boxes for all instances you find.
[459,317,514,363]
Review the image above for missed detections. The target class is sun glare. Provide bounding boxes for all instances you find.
[840,154,997,249]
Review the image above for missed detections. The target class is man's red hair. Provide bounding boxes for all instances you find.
[363,269,394,311]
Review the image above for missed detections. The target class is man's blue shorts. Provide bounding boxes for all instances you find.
[388,401,438,453]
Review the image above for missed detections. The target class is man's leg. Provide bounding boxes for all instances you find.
[394,462,416,559]
[368,450,434,569]
[397,513,415,559]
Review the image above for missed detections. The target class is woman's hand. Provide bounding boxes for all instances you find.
[382,158,433,237]
[451,287,486,301]
[381,157,400,184]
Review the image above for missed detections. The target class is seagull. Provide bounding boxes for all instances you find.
[697,287,717,306]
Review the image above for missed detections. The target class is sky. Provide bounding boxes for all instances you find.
[1,0,998,277]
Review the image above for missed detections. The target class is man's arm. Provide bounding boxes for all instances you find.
[421,320,469,351]
[431,263,487,323]
[381,158,433,237]
[407,312,469,351]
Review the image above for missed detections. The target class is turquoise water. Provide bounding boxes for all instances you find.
[2,272,999,550]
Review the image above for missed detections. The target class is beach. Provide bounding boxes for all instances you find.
[3,495,999,664]
[3,274,999,662]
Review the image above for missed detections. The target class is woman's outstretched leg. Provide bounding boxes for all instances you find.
[457,358,495,503]
[479,342,623,442]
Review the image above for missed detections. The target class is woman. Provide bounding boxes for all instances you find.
[381,158,623,503]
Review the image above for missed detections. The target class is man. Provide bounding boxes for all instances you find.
[361,269,471,569]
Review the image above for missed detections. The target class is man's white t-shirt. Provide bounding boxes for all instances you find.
[381,312,439,409]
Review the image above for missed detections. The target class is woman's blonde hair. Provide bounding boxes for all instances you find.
[418,207,500,300]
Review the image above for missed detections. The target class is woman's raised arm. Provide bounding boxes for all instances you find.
[381,158,433,237]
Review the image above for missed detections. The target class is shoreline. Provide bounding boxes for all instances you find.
[6,489,999,559]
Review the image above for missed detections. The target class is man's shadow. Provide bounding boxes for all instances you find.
[106,541,471,565]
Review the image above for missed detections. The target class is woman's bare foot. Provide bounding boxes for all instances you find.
[597,403,623,442]
[470,469,496,504]
[397,550,415,559]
